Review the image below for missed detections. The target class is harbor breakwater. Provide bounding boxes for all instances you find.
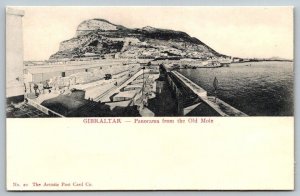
[163,64,247,116]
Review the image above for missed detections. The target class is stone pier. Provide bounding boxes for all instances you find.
[166,68,247,116]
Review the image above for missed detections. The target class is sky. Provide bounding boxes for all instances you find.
[14,6,293,61]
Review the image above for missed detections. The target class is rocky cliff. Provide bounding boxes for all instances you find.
[49,18,226,60]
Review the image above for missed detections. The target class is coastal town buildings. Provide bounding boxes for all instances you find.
[6,9,247,118]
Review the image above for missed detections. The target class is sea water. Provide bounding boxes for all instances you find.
[178,61,294,116]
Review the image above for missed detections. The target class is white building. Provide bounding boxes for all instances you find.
[6,8,25,101]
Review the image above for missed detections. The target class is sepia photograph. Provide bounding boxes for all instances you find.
[6,6,294,118]
[5,6,295,191]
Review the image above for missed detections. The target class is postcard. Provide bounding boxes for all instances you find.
[6,6,294,190]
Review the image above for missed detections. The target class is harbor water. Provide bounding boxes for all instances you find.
[178,61,294,116]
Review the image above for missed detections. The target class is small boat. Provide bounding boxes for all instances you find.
[213,77,219,90]
[213,77,219,102]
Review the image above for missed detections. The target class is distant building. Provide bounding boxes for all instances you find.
[232,57,242,62]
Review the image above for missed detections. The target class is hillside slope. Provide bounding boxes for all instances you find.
[49,18,226,60]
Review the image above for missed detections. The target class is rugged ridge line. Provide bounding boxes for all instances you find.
[49,18,226,60]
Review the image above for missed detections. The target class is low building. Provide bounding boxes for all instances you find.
[131,79,144,85]
[24,63,133,84]
[112,90,138,102]
[123,84,143,91]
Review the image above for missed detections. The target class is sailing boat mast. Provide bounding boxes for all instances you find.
[213,77,219,102]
